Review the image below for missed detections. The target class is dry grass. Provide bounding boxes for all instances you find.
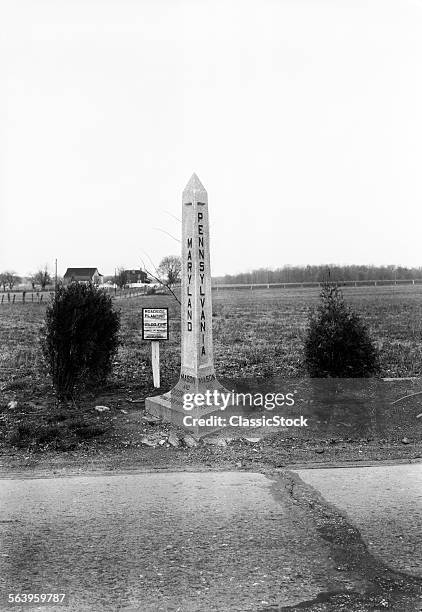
[1,285,421,397]
[213,285,422,379]
[1,287,422,455]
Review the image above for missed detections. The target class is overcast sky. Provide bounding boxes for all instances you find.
[1,0,422,277]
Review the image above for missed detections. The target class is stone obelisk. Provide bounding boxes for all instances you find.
[180,173,215,382]
[145,174,227,431]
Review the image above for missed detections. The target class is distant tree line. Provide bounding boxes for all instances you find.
[214,265,422,285]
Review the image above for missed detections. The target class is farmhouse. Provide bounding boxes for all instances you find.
[63,268,103,285]
[124,269,150,284]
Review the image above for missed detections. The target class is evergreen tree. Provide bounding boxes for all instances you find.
[41,283,120,399]
[304,282,379,377]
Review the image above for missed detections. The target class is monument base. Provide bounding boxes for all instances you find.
[145,377,232,437]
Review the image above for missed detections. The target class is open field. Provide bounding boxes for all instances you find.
[1,284,422,388]
[1,285,422,466]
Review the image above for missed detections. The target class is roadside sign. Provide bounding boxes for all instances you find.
[142,308,169,341]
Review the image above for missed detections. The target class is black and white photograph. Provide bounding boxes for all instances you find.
[1,1,422,610]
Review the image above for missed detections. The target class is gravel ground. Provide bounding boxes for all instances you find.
[293,464,422,577]
[0,472,366,611]
[1,470,422,611]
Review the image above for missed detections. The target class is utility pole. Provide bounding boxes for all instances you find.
[55,259,58,292]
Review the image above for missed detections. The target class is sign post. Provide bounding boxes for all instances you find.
[151,340,160,388]
[142,308,169,388]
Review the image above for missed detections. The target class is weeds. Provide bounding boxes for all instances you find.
[7,415,108,451]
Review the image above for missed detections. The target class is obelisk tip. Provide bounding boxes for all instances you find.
[183,173,207,194]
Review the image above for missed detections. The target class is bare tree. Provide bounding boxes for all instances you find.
[27,273,37,290]
[157,255,181,289]
[1,271,21,290]
[0,273,7,292]
[139,255,181,305]
[34,266,52,290]
[115,267,129,289]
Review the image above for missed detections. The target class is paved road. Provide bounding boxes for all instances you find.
[0,472,366,612]
[294,463,422,577]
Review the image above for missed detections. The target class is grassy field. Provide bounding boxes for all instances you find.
[1,284,422,458]
[1,285,422,394]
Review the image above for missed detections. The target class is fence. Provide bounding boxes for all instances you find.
[0,287,151,304]
[110,287,150,300]
[0,291,55,304]
[2,278,422,304]
[212,279,422,291]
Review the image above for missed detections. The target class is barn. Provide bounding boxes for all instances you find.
[63,268,104,285]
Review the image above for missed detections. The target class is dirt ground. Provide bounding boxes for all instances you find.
[1,391,421,478]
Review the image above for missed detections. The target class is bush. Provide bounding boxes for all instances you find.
[41,283,120,400]
[304,282,379,377]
